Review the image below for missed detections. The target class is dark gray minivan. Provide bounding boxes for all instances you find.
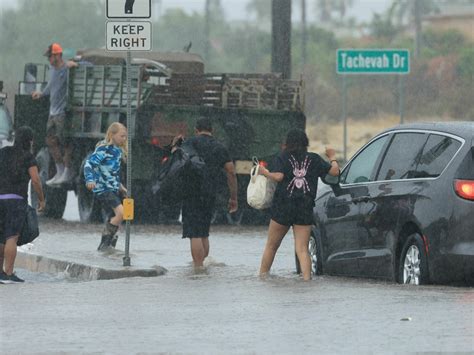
[304,122,474,285]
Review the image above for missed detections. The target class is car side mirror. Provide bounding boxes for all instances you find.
[322,173,340,186]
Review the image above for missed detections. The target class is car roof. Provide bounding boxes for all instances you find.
[380,121,474,140]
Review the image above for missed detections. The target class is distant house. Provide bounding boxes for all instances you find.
[422,6,474,41]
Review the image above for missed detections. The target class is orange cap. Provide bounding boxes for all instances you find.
[44,43,63,57]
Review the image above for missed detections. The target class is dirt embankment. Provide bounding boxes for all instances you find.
[306,115,458,162]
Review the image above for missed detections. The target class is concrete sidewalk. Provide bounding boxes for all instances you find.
[15,220,169,281]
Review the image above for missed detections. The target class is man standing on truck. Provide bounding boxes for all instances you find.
[173,117,238,268]
[32,43,78,186]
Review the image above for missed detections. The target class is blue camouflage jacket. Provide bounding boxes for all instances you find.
[84,143,122,195]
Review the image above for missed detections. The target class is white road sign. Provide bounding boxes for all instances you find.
[106,21,152,51]
[106,0,151,19]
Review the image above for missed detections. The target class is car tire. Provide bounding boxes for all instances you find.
[398,233,429,285]
[295,231,323,276]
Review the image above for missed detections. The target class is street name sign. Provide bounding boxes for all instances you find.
[337,49,410,74]
[106,0,151,18]
[106,21,152,51]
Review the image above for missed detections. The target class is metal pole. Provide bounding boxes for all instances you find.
[123,49,132,267]
[399,75,404,124]
[342,75,347,162]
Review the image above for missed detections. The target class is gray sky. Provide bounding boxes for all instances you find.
[159,0,392,23]
[1,0,392,23]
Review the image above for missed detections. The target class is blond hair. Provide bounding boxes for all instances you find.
[97,122,128,159]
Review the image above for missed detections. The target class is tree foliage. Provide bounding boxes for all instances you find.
[0,0,471,120]
[0,0,104,95]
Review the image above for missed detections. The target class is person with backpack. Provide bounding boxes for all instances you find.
[84,122,128,251]
[172,117,238,268]
[257,129,340,281]
[0,126,45,284]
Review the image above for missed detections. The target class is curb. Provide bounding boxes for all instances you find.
[16,252,168,281]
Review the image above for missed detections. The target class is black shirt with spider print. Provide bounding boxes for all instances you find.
[272,151,331,203]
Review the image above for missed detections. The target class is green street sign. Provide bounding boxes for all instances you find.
[337,49,410,74]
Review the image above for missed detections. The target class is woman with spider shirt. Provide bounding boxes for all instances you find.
[257,129,340,281]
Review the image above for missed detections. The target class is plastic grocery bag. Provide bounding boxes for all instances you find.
[246,158,276,210]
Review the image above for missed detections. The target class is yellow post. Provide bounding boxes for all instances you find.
[123,198,134,221]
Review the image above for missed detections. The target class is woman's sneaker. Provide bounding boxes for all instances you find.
[9,273,25,283]
[0,272,24,284]
[0,272,10,284]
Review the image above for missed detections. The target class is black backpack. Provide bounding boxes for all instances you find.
[152,142,206,202]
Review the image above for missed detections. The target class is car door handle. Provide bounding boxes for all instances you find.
[352,196,370,203]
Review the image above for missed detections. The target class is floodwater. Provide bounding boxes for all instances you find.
[3,218,474,353]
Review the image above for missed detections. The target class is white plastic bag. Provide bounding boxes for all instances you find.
[247,160,276,210]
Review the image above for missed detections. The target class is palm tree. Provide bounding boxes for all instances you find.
[246,0,272,22]
[388,0,439,58]
[301,0,307,65]
[315,0,354,24]
[204,0,223,61]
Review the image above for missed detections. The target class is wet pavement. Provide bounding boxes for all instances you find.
[1,219,473,353]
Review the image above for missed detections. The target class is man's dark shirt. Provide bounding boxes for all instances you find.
[183,134,231,196]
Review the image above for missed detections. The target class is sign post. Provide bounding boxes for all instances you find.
[106,0,152,267]
[336,49,410,160]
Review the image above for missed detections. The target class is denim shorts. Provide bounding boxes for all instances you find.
[0,199,27,243]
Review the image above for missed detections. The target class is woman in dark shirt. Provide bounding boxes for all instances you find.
[0,126,45,284]
[258,129,339,281]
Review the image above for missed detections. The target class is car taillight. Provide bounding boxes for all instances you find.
[454,179,474,201]
[150,137,160,146]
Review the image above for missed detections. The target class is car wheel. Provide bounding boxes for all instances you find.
[398,233,429,285]
[295,231,323,276]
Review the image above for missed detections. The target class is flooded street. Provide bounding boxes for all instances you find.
[2,219,473,353]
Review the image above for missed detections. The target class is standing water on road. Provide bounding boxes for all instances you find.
[4,221,473,353]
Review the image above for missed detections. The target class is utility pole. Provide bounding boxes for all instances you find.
[272,0,292,79]
[414,0,422,59]
[204,0,211,61]
[301,0,307,66]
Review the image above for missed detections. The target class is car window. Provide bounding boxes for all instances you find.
[414,134,461,178]
[341,135,389,184]
[377,132,428,180]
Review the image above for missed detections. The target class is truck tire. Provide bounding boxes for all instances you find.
[30,147,67,219]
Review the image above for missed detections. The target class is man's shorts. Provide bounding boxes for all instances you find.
[182,195,216,238]
[0,199,27,244]
[96,191,122,217]
[270,197,315,227]
[46,113,66,142]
